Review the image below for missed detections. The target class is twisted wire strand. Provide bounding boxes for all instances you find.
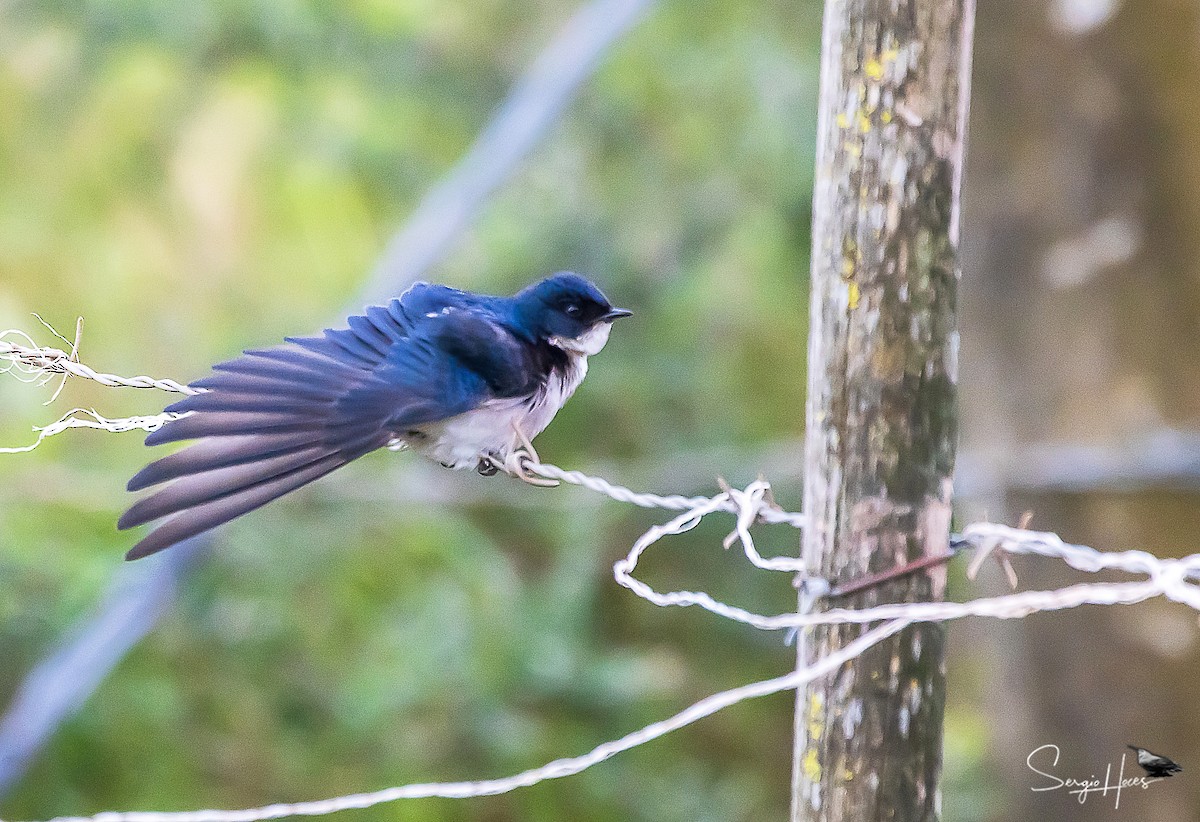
[596,474,1200,631]
[0,336,199,395]
[0,409,186,455]
[516,457,808,528]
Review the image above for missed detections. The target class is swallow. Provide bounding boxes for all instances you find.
[118,272,630,559]
[1128,745,1183,778]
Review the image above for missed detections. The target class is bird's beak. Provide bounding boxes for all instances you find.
[602,307,633,321]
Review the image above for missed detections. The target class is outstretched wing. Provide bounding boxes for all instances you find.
[119,289,511,560]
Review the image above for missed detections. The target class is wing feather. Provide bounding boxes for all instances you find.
[120,295,511,558]
[346,315,392,357]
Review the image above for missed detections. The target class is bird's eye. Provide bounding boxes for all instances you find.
[564,304,581,318]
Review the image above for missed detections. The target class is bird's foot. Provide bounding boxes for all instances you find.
[504,449,559,487]
[479,424,560,487]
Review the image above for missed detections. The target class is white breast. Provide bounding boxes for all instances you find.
[407,354,589,470]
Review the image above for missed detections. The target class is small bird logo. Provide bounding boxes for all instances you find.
[1127,746,1183,778]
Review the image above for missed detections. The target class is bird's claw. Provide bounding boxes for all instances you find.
[504,449,560,487]
[478,424,560,487]
[507,424,559,486]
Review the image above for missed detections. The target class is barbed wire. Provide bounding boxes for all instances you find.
[4,327,1200,822]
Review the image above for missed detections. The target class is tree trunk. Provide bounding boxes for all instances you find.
[792,1,975,820]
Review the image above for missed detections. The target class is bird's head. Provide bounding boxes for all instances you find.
[516,272,632,355]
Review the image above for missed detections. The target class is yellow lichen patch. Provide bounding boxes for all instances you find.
[807,691,825,740]
[881,110,893,124]
[836,112,851,129]
[864,58,884,81]
[847,281,860,309]
[857,112,872,133]
[803,748,823,781]
[842,769,855,781]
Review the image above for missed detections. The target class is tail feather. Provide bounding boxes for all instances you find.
[123,453,353,560]
[119,446,332,529]
[127,432,321,491]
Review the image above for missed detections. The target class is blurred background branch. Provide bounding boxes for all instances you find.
[359,0,655,305]
[0,541,205,796]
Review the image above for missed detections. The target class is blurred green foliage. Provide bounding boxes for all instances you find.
[0,0,908,819]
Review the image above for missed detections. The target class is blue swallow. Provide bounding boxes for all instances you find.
[119,272,631,559]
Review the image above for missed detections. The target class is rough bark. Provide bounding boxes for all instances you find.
[792,1,974,820]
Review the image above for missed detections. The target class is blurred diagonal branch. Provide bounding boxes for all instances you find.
[0,0,657,799]
[0,539,207,794]
[359,0,656,304]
